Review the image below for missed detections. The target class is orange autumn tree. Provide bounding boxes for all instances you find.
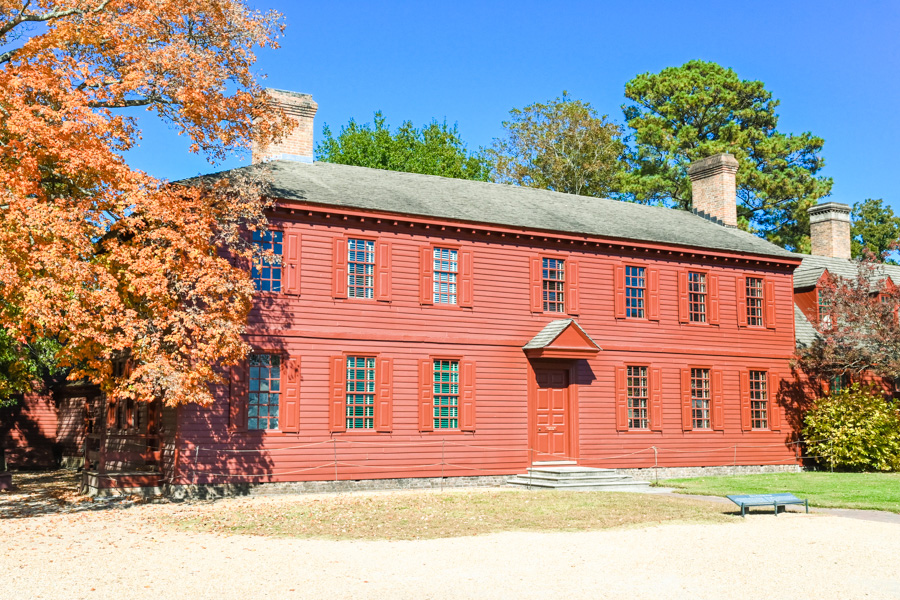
[0,1,291,406]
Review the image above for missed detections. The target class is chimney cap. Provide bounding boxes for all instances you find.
[687,153,739,180]
[808,201,851,222]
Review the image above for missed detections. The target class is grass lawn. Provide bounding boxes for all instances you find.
[665,472,900,513]
[167,489,734,540]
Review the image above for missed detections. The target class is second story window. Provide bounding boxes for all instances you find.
[688,272,707,323]
[433,247,458,304]
[348,238,375,299]
[625,266,646,318]
[542,258,566,313]
[746,277,764,326]
[249,354,280,431]
[252,230,283,293]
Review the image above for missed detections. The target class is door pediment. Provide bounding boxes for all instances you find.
[523,319,601,359]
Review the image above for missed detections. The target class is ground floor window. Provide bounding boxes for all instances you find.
[249,354,280,430]
[691,368,711,429]
[346,356,375,429]
[749,370,768,429]
[433,359,459,429]
[627,366,649,429]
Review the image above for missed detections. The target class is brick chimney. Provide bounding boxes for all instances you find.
[808,202,852,259]
[687,153,739,228]
[252,88,318,164]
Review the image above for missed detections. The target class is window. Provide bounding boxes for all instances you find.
[345,356,375,429]
[749,370,768,429]
[542,258,566,313]
[347,238,375,299]
[252,230,283,293]
[688,272,707,323]
[433,247,458,305]
[248,354,280,430]
[625,266,646,318]
[691,368,711,429]
[817,288,830,320]
[627,366,649,429]
[746,277,764,326]
[432,359,459,429]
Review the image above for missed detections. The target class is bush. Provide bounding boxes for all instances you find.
[803,383,900,471]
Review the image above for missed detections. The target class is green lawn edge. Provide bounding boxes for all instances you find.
[664,472,900,513]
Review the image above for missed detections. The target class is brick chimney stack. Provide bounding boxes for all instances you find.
[687,153,739,228]
[252,88,318,164]
[808,202,852,259]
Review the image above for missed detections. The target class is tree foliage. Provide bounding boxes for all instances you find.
[620,60,832,251]
[796,254,900,381]
[851,198,900,264]
[487,93,624,197]
[316,112,490,181]
[0,327,62,407]
[0,1,290,406]
[803,384,900,472]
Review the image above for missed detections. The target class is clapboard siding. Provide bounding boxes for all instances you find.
[1,392,58,468]
[172,206,803,485]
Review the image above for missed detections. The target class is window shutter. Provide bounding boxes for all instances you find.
[460,360,476,431]
[650,367,662,431]
[530,256,543,313]
[419,247,434,305]
[678,271,689,324]
[459,249,474,308]
[229,362,248,431]
[712,369,724,430]
[376,241,392,302]
[614,366,627,432]
[768,372,782,431]
[281,357,300,433]
[284,232,301,296]
[329,356,346,433]
[566,259,579,315]
[648,267,660,321]
[681,368,692,430]
[332,237,348,299]
[737,276,748,328]
[764,278,777,330]
[375,357,393,432]
[418,359,434,432]
[708,274,720,325]
[740,370,752,432]
[614,265,626,319]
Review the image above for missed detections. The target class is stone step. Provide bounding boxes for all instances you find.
[507,477,652,492]
[530,460,578,466]
[520,473,634,485]
[527,466,620,478]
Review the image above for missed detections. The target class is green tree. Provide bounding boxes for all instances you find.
[851,198,900,263]
[620,60,832,251]
[487,92,624,197]
[0,327,62,407]
[316,112,490,181]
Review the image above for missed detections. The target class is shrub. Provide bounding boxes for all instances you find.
[803,383,900,471]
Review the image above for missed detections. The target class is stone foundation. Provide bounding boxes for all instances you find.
[618,463,802,482]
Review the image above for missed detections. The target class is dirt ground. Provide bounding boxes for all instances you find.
[2,471,899,600]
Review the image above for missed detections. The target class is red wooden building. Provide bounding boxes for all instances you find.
[5,90,842,494]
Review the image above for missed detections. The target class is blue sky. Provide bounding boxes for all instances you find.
[127,0,900,212]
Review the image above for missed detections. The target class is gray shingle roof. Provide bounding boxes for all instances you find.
[193,161,798,259]
[794,304,819,348]
[792,254,900,289]
[523,319,601,350]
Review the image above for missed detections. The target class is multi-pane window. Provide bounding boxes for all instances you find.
[749,370,768,429]
[432,359,459,429]
[627,366,649,429]
[688,272,707,323]
[433,247,458,305]
[817,288,830,319]
[690,368,711,429]
[345,356,375,429]
[252,230,283,293]
[746,277,764,326]
[625,266,646,318]
[542,258,565,313]
[347,238,375,299]
[249,354,280,430]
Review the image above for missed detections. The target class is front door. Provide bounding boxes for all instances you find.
[533,368,570,461]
